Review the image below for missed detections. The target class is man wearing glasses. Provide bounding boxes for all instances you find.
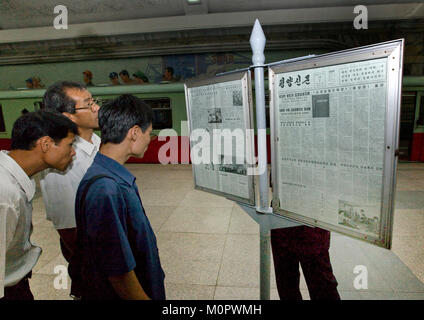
[39,81,101,299]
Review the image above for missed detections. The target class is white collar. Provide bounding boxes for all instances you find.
[75,133,101,156]
[0,150,35,201]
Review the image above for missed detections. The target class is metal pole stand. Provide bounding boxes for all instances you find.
[248,19,302,300]
[236,203,301,300]
[250,19,272,300]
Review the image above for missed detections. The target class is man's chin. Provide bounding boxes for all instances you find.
[56,162,72,172]
[133,151,146,159]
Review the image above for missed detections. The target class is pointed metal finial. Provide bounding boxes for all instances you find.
[250,19,266,66]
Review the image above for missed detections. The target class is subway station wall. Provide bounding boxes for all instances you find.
[0,49,319,90]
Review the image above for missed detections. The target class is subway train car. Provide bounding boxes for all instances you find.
[0,76,423,163]
[0,83,187,164]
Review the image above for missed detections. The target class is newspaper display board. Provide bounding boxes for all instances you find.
[184,71,256,205]
[269,40,404,248]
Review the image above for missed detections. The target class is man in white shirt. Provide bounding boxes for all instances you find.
[40,81,101,298]
[0,111,77,300]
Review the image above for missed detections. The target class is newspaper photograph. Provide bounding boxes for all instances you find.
[274,57,388,237]
[187,79,250,200]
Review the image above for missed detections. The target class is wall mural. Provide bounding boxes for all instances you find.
[0,51,258,90]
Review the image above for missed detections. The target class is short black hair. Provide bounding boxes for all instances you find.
[11,110,78,150]
[42,81,86,114]
[119,70,129,77]
[99,94,153,144]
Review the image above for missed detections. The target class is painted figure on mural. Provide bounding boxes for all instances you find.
[162,67,178,82]
[119,70,138,85]
[82,70,94,87]
[32,77,45,88]
[109,72,121,85]
[25,78,33,89]
[25,76,44,89]
[133,71,149,84]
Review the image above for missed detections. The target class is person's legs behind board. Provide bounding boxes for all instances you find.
[299,250,340,300]
[271,229,303,300]
[1,272,34,301]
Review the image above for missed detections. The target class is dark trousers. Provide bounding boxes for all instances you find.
[271,229,340,300]
[1,272,34,301]
[60,238,82,297]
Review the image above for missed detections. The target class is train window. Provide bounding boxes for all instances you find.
[96,97,172,130]
[399,92,417,159]
[0,104,6,132]
[141,98,172,130]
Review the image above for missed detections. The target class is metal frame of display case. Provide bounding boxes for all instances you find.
[185,71,256,206]
[269,39,404,249]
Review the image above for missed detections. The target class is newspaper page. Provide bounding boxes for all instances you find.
[188,79,250,200]
[275,58,388,237]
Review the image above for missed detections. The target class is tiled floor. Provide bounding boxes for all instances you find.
[28,163,424,300]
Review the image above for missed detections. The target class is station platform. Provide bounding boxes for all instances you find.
[29,162,424,300]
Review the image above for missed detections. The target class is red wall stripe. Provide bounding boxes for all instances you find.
[410,133,424,161]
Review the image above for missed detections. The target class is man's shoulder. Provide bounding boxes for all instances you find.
[78,168,120,196]
[82,159,108,180]
[0,170,23,206]
[76,171,124,217]
[74,133,101,151]
[92,132,101,142]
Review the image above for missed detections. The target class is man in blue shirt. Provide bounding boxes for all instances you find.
[75,94,165,300]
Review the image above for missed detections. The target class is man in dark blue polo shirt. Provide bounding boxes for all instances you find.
[75,94,165,300]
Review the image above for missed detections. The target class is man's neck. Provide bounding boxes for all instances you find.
[78,128,94,143]
[99,144,130,166]
[8,150,46,177]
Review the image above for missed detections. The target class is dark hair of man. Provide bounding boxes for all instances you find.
[42,81,86,114]
[99,94,153,144]
[11,110,78,150]
[166,67,174,75]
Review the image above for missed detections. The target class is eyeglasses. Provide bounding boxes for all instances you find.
[75,97,102,112]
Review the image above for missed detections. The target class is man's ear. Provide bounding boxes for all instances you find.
[37,136,53,153]
[63,112,76,122]
[128,125,138,141]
